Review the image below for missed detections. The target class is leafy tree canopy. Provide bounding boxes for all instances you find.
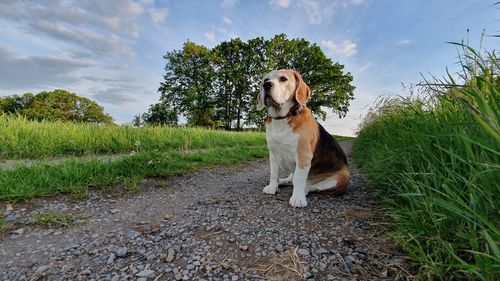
[0,89,113,124]
[144,34,355,129]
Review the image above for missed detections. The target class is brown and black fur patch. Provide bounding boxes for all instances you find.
[309,123,348,176]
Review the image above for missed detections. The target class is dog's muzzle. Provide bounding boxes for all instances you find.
[264,92,281,108]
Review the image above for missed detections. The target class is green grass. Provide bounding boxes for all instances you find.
[0,115,268,200]
[0,145,268,201]
[352,44,499,280]
[0,115,266,159]
[32,211,76,228]
[333,135,355,141]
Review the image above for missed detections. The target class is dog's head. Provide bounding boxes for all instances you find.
[257,69,311,111]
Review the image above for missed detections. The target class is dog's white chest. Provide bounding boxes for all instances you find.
[266,120,298,172]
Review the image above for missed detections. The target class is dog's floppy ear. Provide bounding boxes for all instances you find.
[256,81,265,110]
[293,71,311,107]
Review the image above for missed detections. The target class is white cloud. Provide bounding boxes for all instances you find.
[321,39,358,57]
[351,0,365,5]
[222,16,232,25]
[204,31,216,42]
[302,0,325,24]
[357,61,373,73]
[149,7,168,24]
[0,45,93,91]
[30,20,135,59]
[222,0,239,6]
[269,0,292,8]
[267,0,365,24]
[396,39,412,45]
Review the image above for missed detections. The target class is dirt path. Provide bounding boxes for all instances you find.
[1,141,410,281]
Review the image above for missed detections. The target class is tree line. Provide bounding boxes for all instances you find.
[141,34,355,130]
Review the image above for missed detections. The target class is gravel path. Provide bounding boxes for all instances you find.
[1,140,410,281]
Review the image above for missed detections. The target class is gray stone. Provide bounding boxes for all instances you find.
[106,253,116,265]
[126,229,141,239]
[345,255,355,263]
[166,248,176,262]
[135,270,155,278]
[34,265,49,275]
[303,272,313,279]
[318,247,329,255]
[298,248,310,256]
[115,247,128,257]
[276,243,284,252]
[354,247,366,254]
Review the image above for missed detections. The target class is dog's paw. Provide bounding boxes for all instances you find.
[289,194,307,207]
[263,184,278,195]
[278,178,292,186]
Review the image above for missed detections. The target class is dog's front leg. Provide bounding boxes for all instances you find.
[263,152,279,194]
[290,144,313,208]
[289,164,310,207]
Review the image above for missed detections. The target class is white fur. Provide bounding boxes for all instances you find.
[264,118,312,207]
[278,173,293,185]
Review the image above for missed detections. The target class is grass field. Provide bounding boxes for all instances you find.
[0,114,266,159]
[0,113,351,201]
[352,44,499,280]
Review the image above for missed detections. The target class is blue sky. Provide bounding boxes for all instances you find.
[0,0,498,135]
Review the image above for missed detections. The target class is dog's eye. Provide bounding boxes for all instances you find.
[279,76,288,82]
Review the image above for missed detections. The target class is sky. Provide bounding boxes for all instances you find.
[0,0,498,136]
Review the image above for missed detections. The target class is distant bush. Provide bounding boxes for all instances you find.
[0,89,113,124]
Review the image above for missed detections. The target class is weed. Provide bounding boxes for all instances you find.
[32,211,76,228]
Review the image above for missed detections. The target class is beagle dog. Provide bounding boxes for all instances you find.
[257,69,350,207]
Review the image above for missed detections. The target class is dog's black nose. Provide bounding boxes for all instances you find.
[263,81,273,90]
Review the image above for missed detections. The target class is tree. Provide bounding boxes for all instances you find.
[212,38,265,130]
[132,114,142,127]
[157,41,219,128]
[0,93,34,114]
[147,34,355,129]
[0,89,113,124]
[141,101,178,125]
